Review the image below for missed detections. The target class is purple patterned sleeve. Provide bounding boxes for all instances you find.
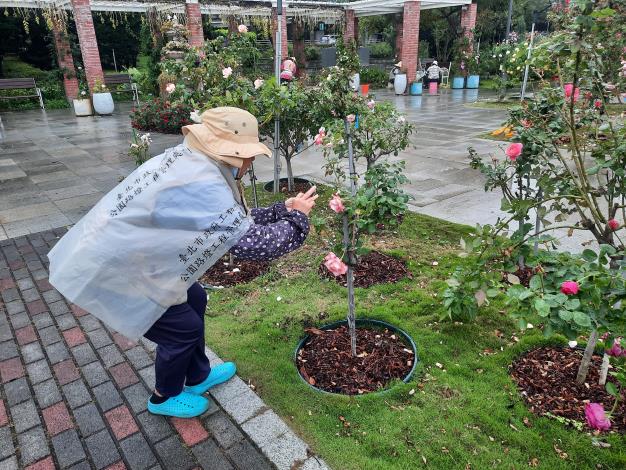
[229,207,309,261]
[250,202,289,225]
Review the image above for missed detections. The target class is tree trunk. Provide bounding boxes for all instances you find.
[598,353,610,386]
[345,119,358,357]
[576,329,599,385]
[286,157,294,192]
[293,19,306,75]
[228,252,235,268]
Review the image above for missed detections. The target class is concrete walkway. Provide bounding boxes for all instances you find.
[0,228,327,469]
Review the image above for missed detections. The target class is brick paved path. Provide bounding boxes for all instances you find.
[0,228,276,470]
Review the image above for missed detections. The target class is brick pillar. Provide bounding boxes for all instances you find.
[271,7,288,59]
[460,2,478,42]
[70,0,104,92]
[51,20,79,101]
[185,0,204,47]
[395,13,404,59]
[400,1,420,83]
[344,10,357,43]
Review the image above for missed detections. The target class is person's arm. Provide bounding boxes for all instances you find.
[229,210,309,261]
[250,202,290,225]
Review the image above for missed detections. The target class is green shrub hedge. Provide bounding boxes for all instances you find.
[360,66,388,88]
[369,42,393,59]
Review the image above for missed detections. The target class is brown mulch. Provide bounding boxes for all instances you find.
[510,346,626,432]
[297,325,415,395]
[319,251,411,288]
[267,180,312,196]
[502,265,538,287]
[199,256,270,287]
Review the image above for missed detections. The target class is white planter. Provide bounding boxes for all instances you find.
[350,73,360,91]
[394,73,407,95]
[92,92,114,115]
[72,98,93,117]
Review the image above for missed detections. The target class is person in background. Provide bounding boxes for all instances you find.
[388,61,402,89]
[424,60,442,86]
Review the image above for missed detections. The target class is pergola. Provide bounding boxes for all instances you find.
[0,0,476,98]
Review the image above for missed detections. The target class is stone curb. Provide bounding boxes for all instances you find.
[204,346,331,470]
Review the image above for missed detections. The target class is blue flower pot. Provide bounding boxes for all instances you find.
[451,76,465,89]
[466,75,480,89]
[410,82,422,95]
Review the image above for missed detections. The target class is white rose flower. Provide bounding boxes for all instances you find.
[568,340,578,348]
[190,110,202,123]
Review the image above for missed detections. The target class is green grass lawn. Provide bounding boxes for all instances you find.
[204,185,626,470]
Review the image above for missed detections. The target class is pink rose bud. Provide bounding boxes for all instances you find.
[346,114,356,123]
[560,280,579,295]
[505,143,523,161]
[324,252,348,277]
[329,194,345,213]
[606,338,623,357]
[594,99,602,109]
[165,83,176,94]
[585,403,611,431]
[238,24,248,34]
[608,219,620,231]
[314,134,324,146]
[564,83,580,102]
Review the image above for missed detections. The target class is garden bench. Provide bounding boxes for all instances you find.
[0,78,45,109]
[103,73,139,105]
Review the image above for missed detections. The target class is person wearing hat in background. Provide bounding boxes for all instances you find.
[388,61,402,90]
[49,107,318,419]
[424,60,442,86]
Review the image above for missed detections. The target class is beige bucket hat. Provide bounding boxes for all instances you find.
[182,107,272,168]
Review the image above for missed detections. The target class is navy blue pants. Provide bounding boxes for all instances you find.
[144,283,211,397]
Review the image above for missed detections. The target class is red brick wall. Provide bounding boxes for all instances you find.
[395,14,404,59]
[400,1,421,83]
[51,21,79,100]
[460,2,478,41]
[70,0,104,92]
[271,7,289,59]
[185,1,204,48]
[344,10,356,43]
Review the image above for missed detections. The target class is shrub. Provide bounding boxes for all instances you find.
[369,42,393,59]
[305,46,321,61]
[359,67,387,88]
[130,98,193,134]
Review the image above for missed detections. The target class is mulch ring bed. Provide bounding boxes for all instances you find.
[297,325,415,395]
[199,256,270,288]
[265,179,312,196]
[510,346,626,433]
[320,251,411,288]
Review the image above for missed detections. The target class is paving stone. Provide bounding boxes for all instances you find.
[4,377,31,406]
[301,457,331,470]
[34,379,62,408]
[17,427,49,466]
[0,324,11,343]
[54,359,80,385]
[218,388,266,425]
[0,427,14,460]
[78,316,101,332]
[32,313,54,331]
[57,315,78,332]
[12,399,41,433]
[204,412,245,450]
[51,429,87,468]
[31,270,48,281]
[69,305,88,318]
[15,325,37,346]
[26,300,47,316]
[85,429,120,470]
[42,290,63,304]
[122,382,149,414]
[71,343,97,366]
[34,278,52,291]
[0,456,18,470]
[65,459,90,470]
[109,363,138,389]
[112,333,137,352]
[93,381,123,412]
[105,405,139,440]
[138,409,175,443]
[97,344,124,368]
[119,433,157,470]
[171,417,209,447]
[86,329,112,349]
[124,347,152,370]
[21,342,44,364]
[154,436,194,470]
[62,380,91,409]
[0,399,7,426]
[45,341,70,364]
[26,359,52,384]
[191,440,234,470]
[82,361,108,387]
[9,312,30,330]
[16,278,34,291]
[260,431,310,470]
[225,440,273,470]
[137,367,155,390]
[38,326,61,346]
[0,340,18,361]
[21,289,40,303]
[0,357,25,383]
[73,403,106,438]
[208,376,249,405]
[42,401,73,436]
[240,410,290,448]
[1,288,20,303]
[5,300,25,316]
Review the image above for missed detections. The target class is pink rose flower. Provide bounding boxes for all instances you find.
[165,83,176,94]
[346,114,356,123]
[329,194,345,213]
[564,83,580,102]
[606,338,623,357]
[594,99,602,109]
[313,134,324,146]
[254,78,264,90]
[367,100,375,109]
[238,24,248,34]
[324,253,348,277]
[560,280,579,295]
[222,67,233,79]
[608,219,620,231]
[585,403,611,431]
[505,143,523,161]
